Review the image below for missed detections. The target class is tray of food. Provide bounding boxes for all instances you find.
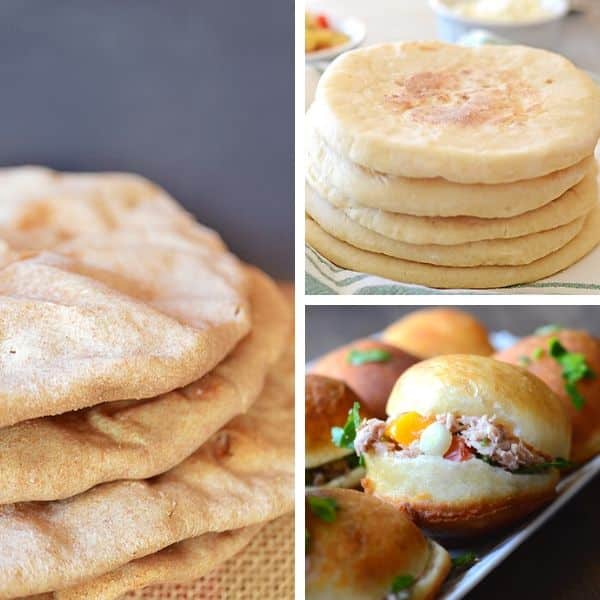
[305,308,599,599]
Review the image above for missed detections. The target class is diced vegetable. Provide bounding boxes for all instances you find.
[385,412,433,447]
[419,422,453,456]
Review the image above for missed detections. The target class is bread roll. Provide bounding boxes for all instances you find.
[495,329,600,463]
[383,308,493,359]
[306,488,450,599]
[312,339,418,418]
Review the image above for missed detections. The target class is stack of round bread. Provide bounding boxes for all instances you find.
[0,167,294,599]
[306,41,600,289]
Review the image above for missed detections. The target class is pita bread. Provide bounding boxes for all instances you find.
[311,42,600,183]
[0,240,250,428]
[39,525,263,600]
[0,268,287,504]
[337,171,598,244]
[306,116,592,218]
[307,189,586,267]
[0,329,294,597]
[306,204,600,289]
[0,166,219,251]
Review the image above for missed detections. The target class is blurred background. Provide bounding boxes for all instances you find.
[0,0,293,278]
[306,305,598,358]
[306,0,600,71]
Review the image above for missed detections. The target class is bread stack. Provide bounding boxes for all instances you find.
[306,41,600,289]
[0,167,294,598]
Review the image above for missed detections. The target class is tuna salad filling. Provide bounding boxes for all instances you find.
[354,412,554,473]
[305,453,362,487]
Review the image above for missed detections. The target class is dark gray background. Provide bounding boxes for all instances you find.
[0,0,293,278]
[306,305,598,359]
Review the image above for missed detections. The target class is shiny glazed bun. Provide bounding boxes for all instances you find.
[495,329,600,463]
[383,308,493,359]
[386,355,570,459]
[312,339,418,418]
[360,355,571,535]
[306,488,450,600]
[305,374,371,468]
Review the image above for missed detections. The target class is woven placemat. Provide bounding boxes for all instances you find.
[126,512,294,599]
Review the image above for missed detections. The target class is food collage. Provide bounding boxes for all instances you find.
[0,1,598,599]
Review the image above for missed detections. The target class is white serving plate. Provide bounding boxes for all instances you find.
[306,330,600,599]
[305,13,366,63]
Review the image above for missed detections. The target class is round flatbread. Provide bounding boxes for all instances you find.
[45,525,263,600]
[0,332,294,598]
[0,268,288,504]
[0,234,251,428]
[306,118,593,218]
[336,171,598,244]
[305,204,600,289]
[311,42,600,183]
[306,189,586,267]
[0,166,216,251]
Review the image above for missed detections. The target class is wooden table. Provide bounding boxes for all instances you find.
[306,306,600,599]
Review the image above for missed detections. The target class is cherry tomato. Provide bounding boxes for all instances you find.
[316,14,329,28]
[444,436,474,462]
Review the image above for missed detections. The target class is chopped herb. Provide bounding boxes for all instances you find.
[346,348,391,365]
[518,355,532,367]
[307,495,338,522]
[515,457,573,474]
[548,337,594,410]
[535,324,562,335]
[390,574,415,593]
[331,402,361,450]
[532,347,544,360]
[359,453,365,467]
[452,551,478,568]
[480,437,490,447]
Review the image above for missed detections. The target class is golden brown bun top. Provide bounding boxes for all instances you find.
[495,330,600,463]
[387,355,571,459]
[305,374,369,468]
[311,339,419,418]
[383,308,493,359]
[306,488,438,599]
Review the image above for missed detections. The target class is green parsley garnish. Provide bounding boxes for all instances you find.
[548,337,594,410]
[452,551,478,568]
[307,495,338,523]
[515,457,573,474]
[535,324,562,335]
[346,348,391,365]
[518,355,532,367]
[390,574,415,593]
[532,347,545,360]
[331,402,361,450]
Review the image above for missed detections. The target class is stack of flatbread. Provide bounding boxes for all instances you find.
[306,41,600,289]
[0,167,294,599]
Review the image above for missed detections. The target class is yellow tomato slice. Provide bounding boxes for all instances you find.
[384,412,434,446]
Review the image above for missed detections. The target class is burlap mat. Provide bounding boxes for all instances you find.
[126,512,294,599]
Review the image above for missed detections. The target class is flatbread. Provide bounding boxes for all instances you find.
[306,116,593,218]
[338,171,598,243]
[305,203,600,289]
[306,189,586,267]
[311,42,600,183]
[0,166,218,251]
[0,327,294,597]
[38,525,263,600]
[0,236,250,428]
[0,268,287,504]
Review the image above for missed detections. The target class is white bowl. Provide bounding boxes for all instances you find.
[429,0,570,49]
[305,14,366,63]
